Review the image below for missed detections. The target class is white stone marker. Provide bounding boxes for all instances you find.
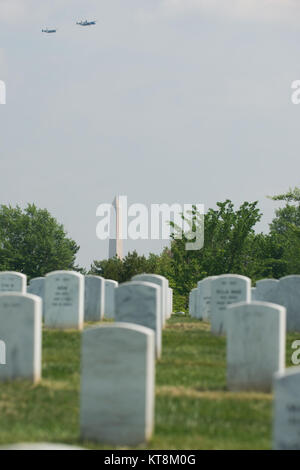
[273,366,300,450]
[277,276,300,332]
[133,274,168,325]
[227,301,286,392]
[0,293,42,383]
[84,275,105,322]
[211,274,251,335]
[251,287,257,301]
[27,277,45,298]
[255,279,279,303]
[197,276,218,321]
[104,279,118,319]
[44,271,84,330]
[27,277,45,317]
[168,287,173,316]
[0,272,26,294]
[189,288,197,317]
[115,281,161,358]
[80,323,155,446]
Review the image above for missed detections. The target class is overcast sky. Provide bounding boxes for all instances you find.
[1,0,300,269]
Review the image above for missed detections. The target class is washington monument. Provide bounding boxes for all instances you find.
[108,196,123,260]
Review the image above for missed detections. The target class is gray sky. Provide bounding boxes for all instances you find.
[1,0,300,269]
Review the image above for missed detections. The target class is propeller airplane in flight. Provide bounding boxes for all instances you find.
[76,20,97,26]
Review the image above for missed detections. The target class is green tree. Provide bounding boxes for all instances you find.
[169,200,262,308]
[268,186,300,275]
[0,204,80,280]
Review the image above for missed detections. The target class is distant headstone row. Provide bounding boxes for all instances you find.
[189,274,300,334]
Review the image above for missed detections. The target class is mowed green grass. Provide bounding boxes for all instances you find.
[0,315,298,450]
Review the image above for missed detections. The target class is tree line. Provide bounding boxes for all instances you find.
[1,188,300,311]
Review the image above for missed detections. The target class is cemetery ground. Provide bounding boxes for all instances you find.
[0,315,298,450]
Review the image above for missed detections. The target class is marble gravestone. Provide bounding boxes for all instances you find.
[132,274,169,325]
[27,277,45,317]
[197,276,217,321]
[189,288,197,318]
[273,367,300,450]
[0,272,26,294]
[104,279,118,319]
[227,302,286,392]
[115,281,161,358]
[0,293,42,383]
[84,275,105,322]
[80,323,155,446]
[251,287,257,301]
[255,279,279,303]
[276,276,300,332]
[44,271,84,330]
[211,274,251,335]
[168,287,173,316]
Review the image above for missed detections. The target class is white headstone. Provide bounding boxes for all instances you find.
[189,288,197,318]
[227,301,286,392]
[197,276,218,321]
[44,271,84,330]
[0,272,26,294]
[104,279,118,319]
[211,274,251,335]
[251,287,257,301]
[80,323,155,445]
[27,277,45,317]
[115,281,161,358]
[0,293,42,383]
[168,287,173,316]
[132,274,169,325]
[273,366,300,450]
[255,279,279,303]
[276,276,300,332]
[84,275,105,322]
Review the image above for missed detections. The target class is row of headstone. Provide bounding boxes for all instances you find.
[0,270,172,332]
[0,291,155,445]
[188,274,300,448]
[254,276,300,332]
[189,274,300,334]
[80,273,171,444]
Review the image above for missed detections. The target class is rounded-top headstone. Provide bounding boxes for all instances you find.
[0,293,42,383]
[44,271,84,330]
[80,323,155,446]
[104,279,118,319]
[227,301,286,392]
[0,271,27,294]
[211,274,251,335]
[115,281,162,358]
[132,274,169,325]
[84,275,105,322]
[197,276,218,321]
[277,276,300,332]
[273,366,300,450]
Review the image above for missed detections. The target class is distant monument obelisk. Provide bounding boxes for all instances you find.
[108,196,123,260]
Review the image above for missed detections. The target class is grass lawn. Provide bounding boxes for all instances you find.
[0,314,298,450]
